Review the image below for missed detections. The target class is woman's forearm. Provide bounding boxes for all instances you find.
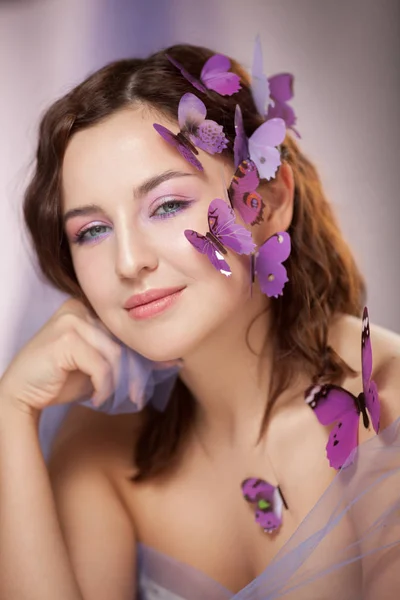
[0,400,84,600]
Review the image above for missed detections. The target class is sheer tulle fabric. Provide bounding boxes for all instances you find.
[137,418,400,600]
[39,345,179,459]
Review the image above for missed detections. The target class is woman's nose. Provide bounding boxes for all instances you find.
[115,228,158,280]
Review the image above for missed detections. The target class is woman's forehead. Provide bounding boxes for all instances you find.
[62,108,225,206]
[62,109,185,198]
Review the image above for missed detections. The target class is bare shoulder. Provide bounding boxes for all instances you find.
[330,313,400,426]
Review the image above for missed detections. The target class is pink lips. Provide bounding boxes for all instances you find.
[124,286,185,320]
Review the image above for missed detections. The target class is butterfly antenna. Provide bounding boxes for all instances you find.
[220,163,233,208]
[250,253,255,298]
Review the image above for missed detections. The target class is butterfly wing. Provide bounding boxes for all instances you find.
[305,384,360,469]
[241,477,275,502]
[208,198,256,255]
[254,232,291,297]
[266,101,297,130]
[251,35,271,116]
[178,92,228,155]
[229,159,264,226]
[248,118,286,180]
[233,105,250,168]
[153,123,204,171]
[200,54,241,96]
[361,307,380,432]
[166,54,206,93]
[178,92,206,130]
[267,73,300,136]
[184,230,231,276]
[268,73,294,103]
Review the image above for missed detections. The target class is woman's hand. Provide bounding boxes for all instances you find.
[0,299,122,415]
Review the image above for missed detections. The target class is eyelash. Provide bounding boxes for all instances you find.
[72,199,192,245]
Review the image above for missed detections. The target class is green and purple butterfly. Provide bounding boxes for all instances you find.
[241,478,286,533]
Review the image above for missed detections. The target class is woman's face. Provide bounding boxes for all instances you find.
[62,107,263,361]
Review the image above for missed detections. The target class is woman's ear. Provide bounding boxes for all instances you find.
[252,162,295,245]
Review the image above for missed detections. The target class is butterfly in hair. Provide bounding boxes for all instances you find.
[233,105,286,181]
[228,159,265,226]
[167,53,241,96]
[251,35,300,137]
[305,307,380,470]
[251,232,291,297]
[154,92,228,171]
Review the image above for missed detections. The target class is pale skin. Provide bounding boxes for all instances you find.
[0,106,399,600]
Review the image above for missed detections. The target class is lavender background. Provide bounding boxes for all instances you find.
[0,0,399,374]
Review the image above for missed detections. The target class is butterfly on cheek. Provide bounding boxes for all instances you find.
[184,198,255,277]
[305,307,381,470]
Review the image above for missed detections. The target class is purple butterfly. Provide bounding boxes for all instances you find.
[233,105,286,181]
[305,307,381,470]
[251,36,299,136]
[153,123,203,171]
[266,74,300,138]
[154,93,228,170]
[167,54,241,96]
[184,198,255,276]
[252,232,291,297]
[241,478,285,533]
[228,159,264,226]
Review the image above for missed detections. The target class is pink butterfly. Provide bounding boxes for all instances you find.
[167,54,241,96]
[233,105,286,181]
[184,198,255,276]
[252,232,291,297]
[305,307,381,470]
[228,159,265,226]
[154,93,228,171]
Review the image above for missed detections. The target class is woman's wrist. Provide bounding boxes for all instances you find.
[0,391,41,427]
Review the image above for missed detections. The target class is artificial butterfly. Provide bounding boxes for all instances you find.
[184,198,255,276]
[233,104,286,181]
[228,159,265,226]
[252,232,291,297]
[167,53,241,96]
[251,36,299,137]
[241,477,287,533]
[305,307,381,470]
[153,123,203,171]
[266,74,300,137]
[154,93,229,171]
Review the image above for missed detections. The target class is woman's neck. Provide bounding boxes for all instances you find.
[179,290,273,448]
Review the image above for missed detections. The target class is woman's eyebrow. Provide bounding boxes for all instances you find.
[63,170,196,225]
[132,169,196,199]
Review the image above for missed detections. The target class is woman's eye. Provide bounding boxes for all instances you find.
[75,224,111,244]
[152,200,189,217]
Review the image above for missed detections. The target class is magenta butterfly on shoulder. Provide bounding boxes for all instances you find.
[305,307,381,470]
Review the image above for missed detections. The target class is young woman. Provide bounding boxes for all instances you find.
[0,44,399,600]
